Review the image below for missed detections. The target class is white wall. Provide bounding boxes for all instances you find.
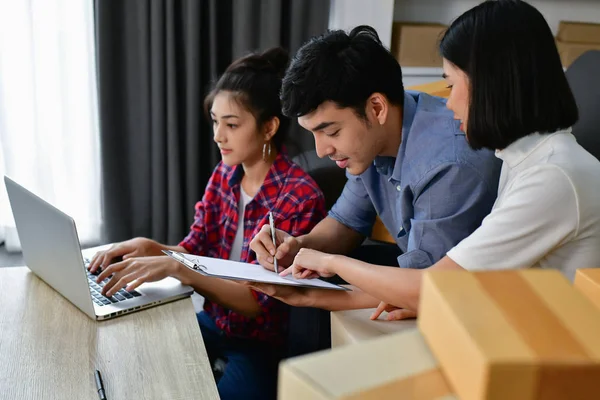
[329,0,395,48]
[393,0,600,35]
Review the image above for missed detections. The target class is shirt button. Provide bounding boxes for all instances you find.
[396,185,401,192]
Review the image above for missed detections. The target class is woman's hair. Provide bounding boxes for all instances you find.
[440,0,578,150]
[204,47,290,150]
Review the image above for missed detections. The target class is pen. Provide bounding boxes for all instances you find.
[268,211,279,274]
[94,369,107,400]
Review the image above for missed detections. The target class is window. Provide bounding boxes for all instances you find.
[0,0,102,251]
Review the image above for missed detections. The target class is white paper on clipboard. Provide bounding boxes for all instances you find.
[162,250,350,291]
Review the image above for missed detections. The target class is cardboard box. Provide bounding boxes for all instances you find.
[418,269,600,400]
[409,80,452,98]
[330,308,415,348]
[558,21,600,45]
[574,268,600,311]
[556,40,600,67]
[391,23,447,67]
[279,329,456,400]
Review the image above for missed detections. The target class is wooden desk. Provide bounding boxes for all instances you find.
[0,267,219,400]
[370,80,451,244]
[331,308,416,348]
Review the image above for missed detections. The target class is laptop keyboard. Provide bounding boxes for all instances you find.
[83,258,141,307]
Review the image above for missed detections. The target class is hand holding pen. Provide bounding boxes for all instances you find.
[250,214,302,272]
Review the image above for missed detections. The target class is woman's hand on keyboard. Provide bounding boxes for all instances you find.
[88,238,164,274]
[97,255,179,297]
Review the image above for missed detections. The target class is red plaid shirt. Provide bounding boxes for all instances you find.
[179,153,325,344]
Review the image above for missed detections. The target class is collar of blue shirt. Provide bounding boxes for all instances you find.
[373,92,418,182]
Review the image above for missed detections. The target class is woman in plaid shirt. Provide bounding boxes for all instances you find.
[89,47,326,400]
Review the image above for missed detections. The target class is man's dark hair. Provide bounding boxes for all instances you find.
[440,0,578,150]
[281,25,404,120]
[204,47,290,150]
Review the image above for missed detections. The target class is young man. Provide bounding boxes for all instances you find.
[249,25,501,316]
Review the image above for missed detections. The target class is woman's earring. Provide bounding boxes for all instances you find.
[263,141,272,161]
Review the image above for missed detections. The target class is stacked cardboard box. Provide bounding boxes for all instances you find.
[279,329,454,400]
[574,268,600,311]
[391,22,447,67]
[419,270,600,400]
[280,270,600,399]
[556,21,600,67]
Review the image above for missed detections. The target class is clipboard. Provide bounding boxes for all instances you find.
[162,250,350,291]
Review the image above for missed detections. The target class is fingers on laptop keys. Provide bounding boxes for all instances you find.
[96,262,119,286]
[90,246,114,272]
[89,250,111,273]
[98,261,138,297]
[89,248,123,273]
[88,249,115,273]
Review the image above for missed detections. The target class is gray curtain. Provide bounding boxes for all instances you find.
[233,0,330,154]
[94,0,330,245]
[232,0,329,57]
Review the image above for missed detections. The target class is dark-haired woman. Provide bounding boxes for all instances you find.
[88,47,326,399]
[280,0,600,322]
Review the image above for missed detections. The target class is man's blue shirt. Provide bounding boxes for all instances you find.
[329,91,502,268]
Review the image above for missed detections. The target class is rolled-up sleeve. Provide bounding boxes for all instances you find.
[328,173,377,236]
[397,162,497,269]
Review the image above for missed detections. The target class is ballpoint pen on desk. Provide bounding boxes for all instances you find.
[94,369,107,400]
[268,211,279,274]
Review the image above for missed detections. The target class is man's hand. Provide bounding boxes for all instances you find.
[370,301,418,321]
[243,281,308,307]
[96,256,179,297]
[250,224,301,271]
[88,237,163,273]
[280,248,338,279]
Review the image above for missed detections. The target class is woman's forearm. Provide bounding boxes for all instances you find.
[329,256,423,310]
[329,255,463,310]
[303,285,380,311]
[175,264,262,318]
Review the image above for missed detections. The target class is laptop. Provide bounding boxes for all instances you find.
[4,176,194,320]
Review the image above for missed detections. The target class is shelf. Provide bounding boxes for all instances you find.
[401,67,444,87]
[402,67,443,76]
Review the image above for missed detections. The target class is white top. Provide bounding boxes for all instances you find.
[229,187,253,262]
[447,129,600,281]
